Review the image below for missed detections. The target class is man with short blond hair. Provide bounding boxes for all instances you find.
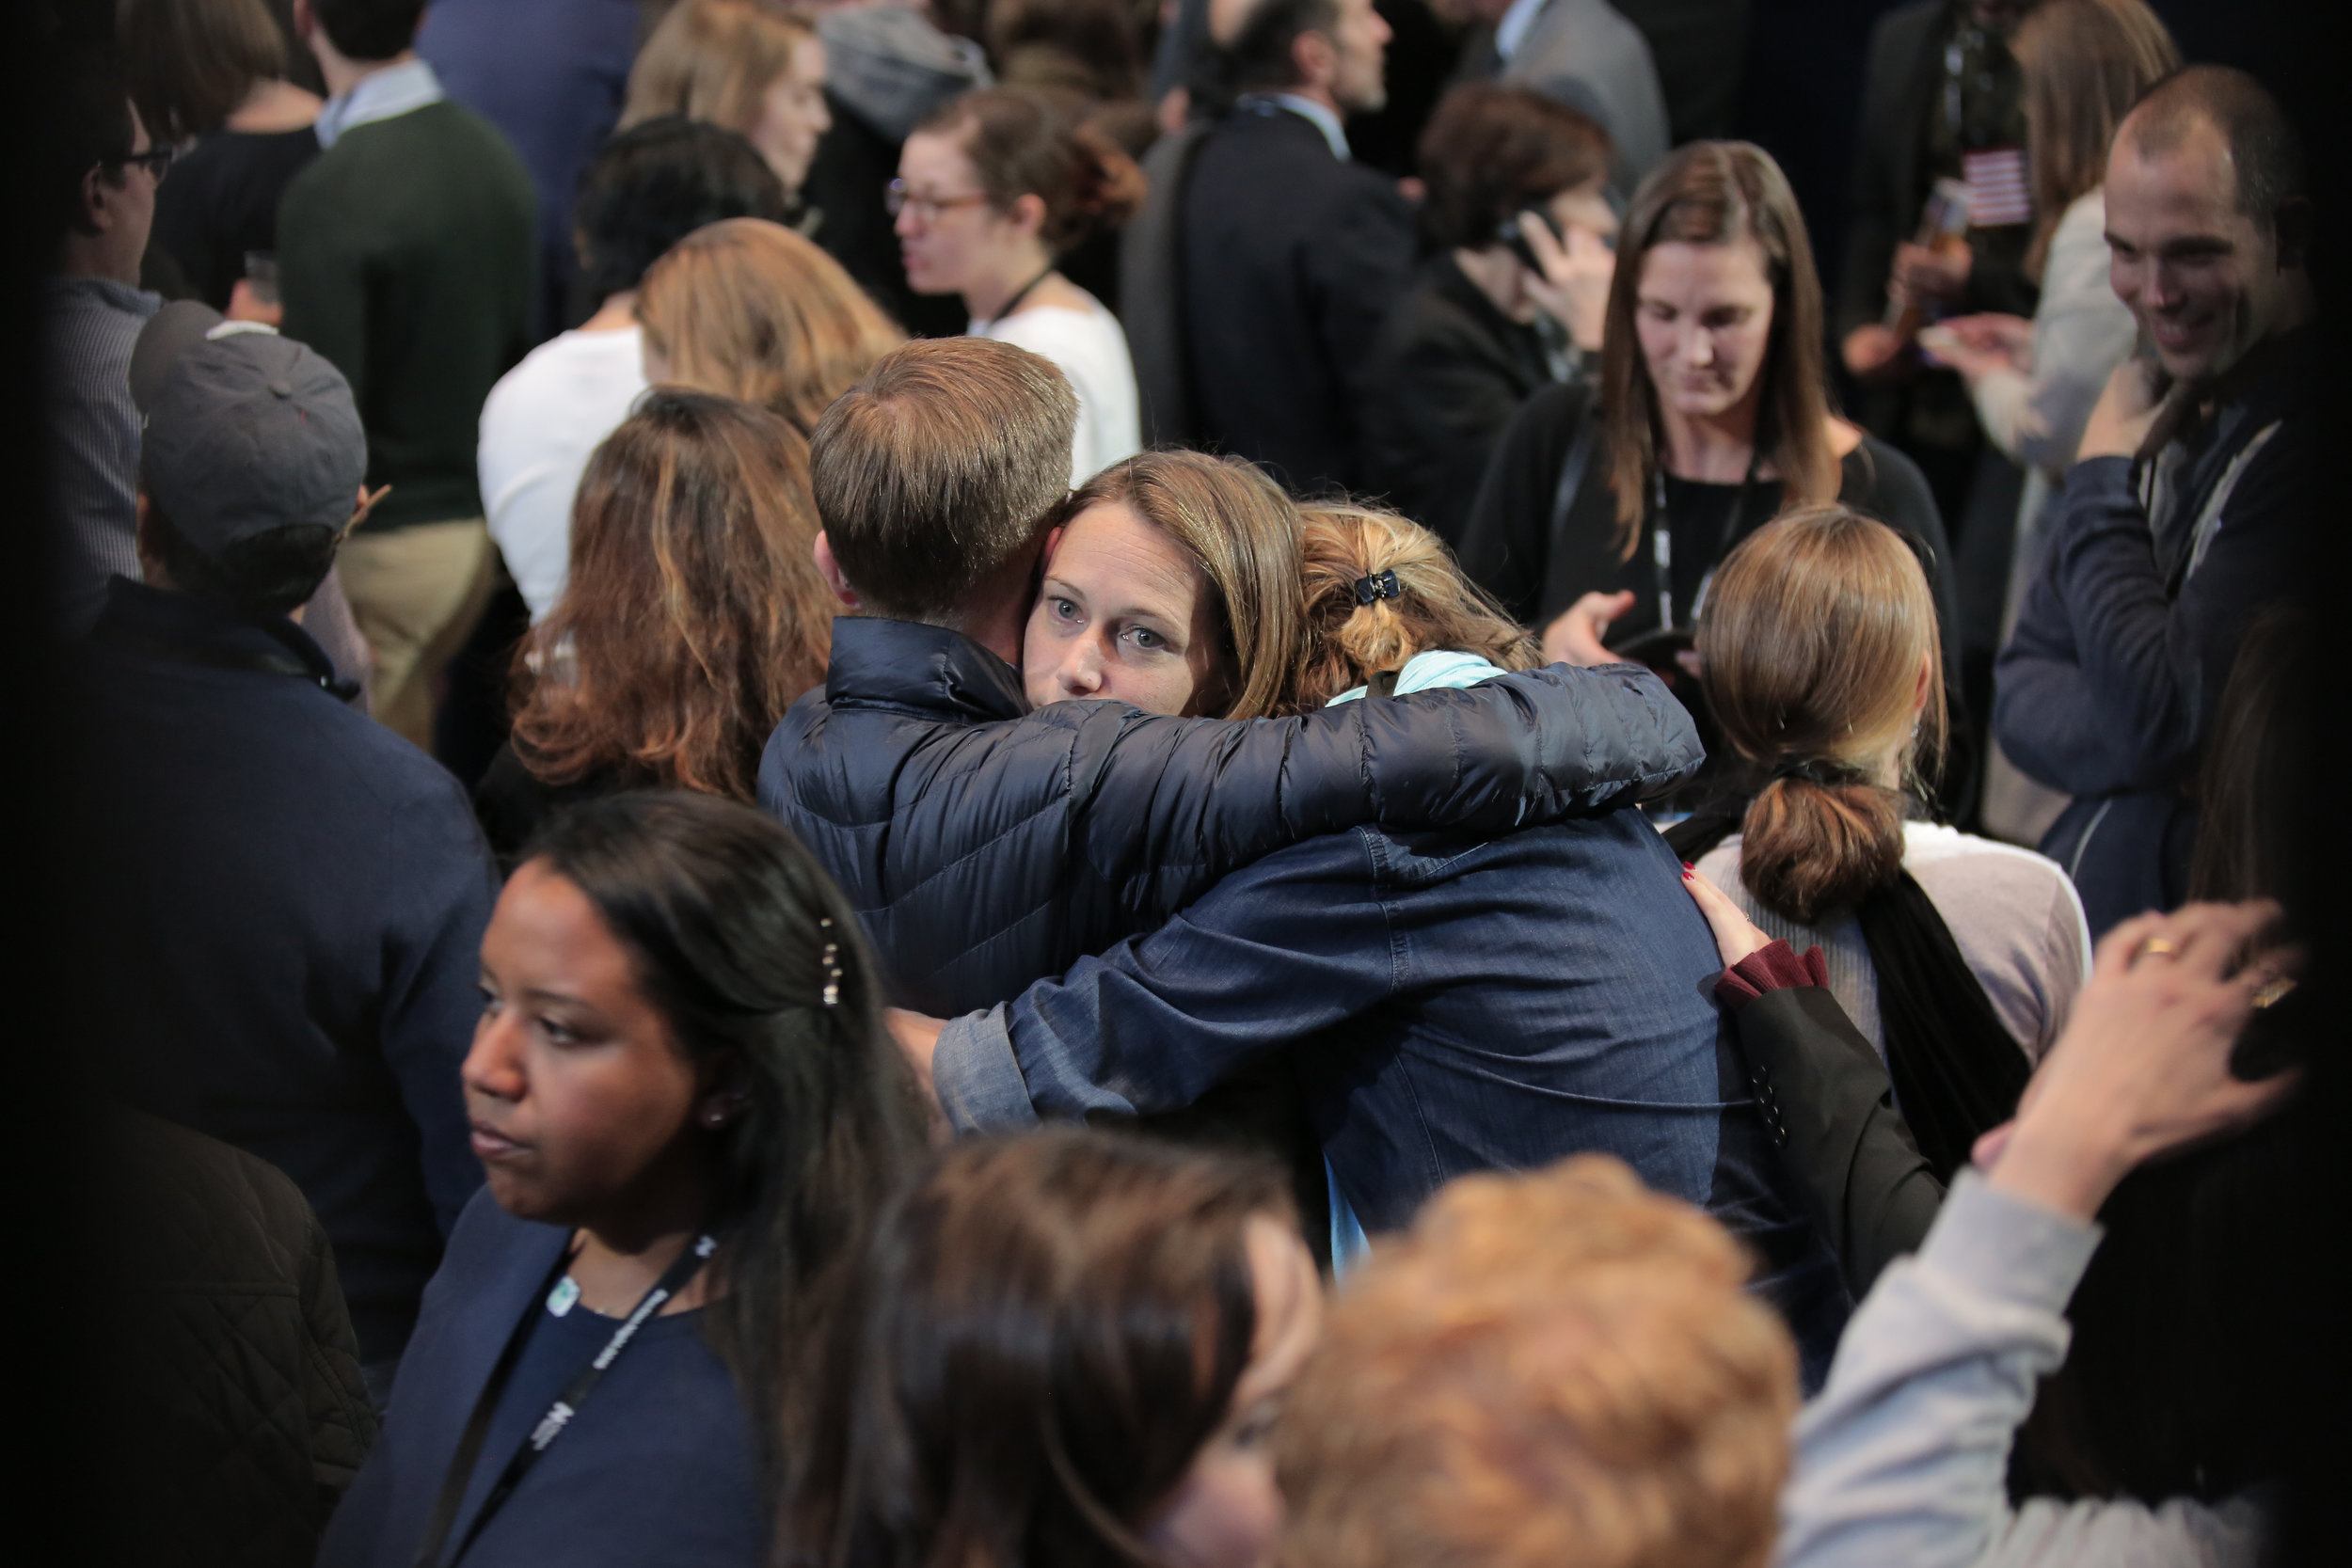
[1276,1154,1798,1568]
[809,335,1079,643]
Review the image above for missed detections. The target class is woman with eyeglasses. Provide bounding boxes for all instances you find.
[1455,142,1956,712]
[894,88,1146,483]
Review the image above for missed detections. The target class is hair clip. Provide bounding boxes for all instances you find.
[818,915,842,1007]
[1354,569,1401,606]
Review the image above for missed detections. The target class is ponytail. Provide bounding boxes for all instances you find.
[1736,763,1908,926]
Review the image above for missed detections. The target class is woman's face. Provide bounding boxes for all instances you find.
[1025,501,1232,716]
[1143,1216,1325,1568]
[748,37,831,196]
[1633,236,1778,424]
[464,861,711,1228]
[896,129,1017,299]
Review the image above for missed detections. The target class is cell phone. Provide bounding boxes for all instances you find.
[1608,623,1693,671]
[1498,207,1563,275]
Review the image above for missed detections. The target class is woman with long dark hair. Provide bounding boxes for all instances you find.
[1677,504,2090,1180]
[321,792,930,1568]
[475,389,837,863]
[785,1129,1321,1568]
[1456,141,1955,704]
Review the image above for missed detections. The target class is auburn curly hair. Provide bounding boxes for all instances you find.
[1275,1154,1797,1568]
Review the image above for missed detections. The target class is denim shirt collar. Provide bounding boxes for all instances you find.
[315,56,444,149]
[822,615,1029,721]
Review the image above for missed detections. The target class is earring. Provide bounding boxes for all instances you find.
[818,915,842,1007]
[700,1103,731,1130]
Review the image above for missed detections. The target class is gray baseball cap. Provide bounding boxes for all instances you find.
[130,301,368,559]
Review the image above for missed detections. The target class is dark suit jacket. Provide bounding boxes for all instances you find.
[318,1192,761,1568]
[1363,253,1562,546]
[1178,101,1415,495]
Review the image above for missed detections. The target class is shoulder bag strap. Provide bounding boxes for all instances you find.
[1537,390,1603,625]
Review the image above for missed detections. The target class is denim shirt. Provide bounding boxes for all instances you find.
[935,808,1853,1379]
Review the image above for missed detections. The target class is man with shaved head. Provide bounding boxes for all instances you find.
[1994,65,2314,934]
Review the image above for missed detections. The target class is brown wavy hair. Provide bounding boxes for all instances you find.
[619,0,815,138]
[1058,451,1309,720]
[508,388,834,801]
[1295,504,1536,708]
[783,1129,1295,1568]
[1696,504,1946,925]
[1276,1153,1796,1568]
[2013,0,2180,279]
[916,88,1148,254]
[1600,142,1838,561]
[638,217,905,436]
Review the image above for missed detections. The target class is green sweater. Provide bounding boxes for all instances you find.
[278,101,535,531]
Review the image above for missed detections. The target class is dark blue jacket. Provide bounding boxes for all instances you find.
[932,812,1852,1386]
[1179,100,1417,493]
[757,616,1703,1015]
[319,1191,761,1568]
[1995,334,2315,932]
[77,578,492,1363]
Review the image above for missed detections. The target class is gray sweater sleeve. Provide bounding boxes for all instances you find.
[1776,1172,2266,1568]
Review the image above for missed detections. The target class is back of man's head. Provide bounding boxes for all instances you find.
[30,42,135,261]
[1220,0,1340,92]
[130,304,367,618]
[2122,65,2306,231]
[1275,1154,1798,1568]
[310,0,425,63]
[810,338,1077,626]
[573,117,790,304]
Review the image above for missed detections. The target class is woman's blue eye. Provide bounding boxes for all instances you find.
[1050,596,1081,622]
[1129,626,1167,652]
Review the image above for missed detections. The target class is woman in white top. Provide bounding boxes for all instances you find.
[477,119,791,621]
[894,89,1145,483]
[1680,504,2090,1176]
[1919,0,2179,843]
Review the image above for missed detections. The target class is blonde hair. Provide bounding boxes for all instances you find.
[637,218,904,437]
[2013,0,2179,279]
[1060,452,1309,721]
[1696,504,1947,925]
[620,0,816,137]
[1276,1154,1798,1568]
[1295,504,1536,708]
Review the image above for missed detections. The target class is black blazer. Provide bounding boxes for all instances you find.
[1178,101,1415,495]
[1362,253,1564,547]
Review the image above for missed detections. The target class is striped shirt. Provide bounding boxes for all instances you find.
[40,275,159,632]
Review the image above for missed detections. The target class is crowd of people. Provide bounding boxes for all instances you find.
[26,0,2324,1564]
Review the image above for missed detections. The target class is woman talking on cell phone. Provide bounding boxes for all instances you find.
[318,793,928,1568]
[1455,141,1957,718]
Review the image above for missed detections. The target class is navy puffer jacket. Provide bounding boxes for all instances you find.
[758,618,1702,1014]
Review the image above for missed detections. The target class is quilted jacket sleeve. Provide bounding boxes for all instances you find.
[1069,659,1701,927]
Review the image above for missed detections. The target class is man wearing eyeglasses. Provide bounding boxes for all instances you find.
[35,43,173,633]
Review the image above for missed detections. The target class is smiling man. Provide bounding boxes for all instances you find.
[1993,65,2313,935]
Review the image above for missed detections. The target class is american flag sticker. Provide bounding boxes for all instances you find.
[1963,147,2032,229]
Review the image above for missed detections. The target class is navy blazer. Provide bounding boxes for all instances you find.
[1178,101,1416,494]
[319,1191,762,1568]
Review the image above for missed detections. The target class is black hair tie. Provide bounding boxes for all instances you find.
[1771,757,1866,788]
[1354,569,1401,606]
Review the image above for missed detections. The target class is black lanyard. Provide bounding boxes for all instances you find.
[411,1230,720,1568]
[1648,451,1762,633]
[991,262,1057,325]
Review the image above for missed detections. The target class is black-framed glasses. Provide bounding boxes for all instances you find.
[883,177,991,221]
[111,146,176,181]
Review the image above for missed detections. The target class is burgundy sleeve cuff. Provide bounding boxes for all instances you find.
[1716,939,1830,1011]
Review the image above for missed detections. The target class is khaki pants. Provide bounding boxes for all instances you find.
[338,517,500,752]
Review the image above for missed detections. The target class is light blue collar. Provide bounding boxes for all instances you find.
[1326,649,1512,704]
[1493,0,1550,62]
[314,56,444,149]
[1248,92,1350,162]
